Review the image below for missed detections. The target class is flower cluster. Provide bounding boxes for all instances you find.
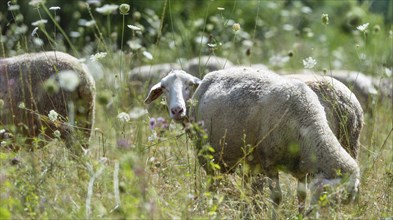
[303,57,317,69]
[117,112,131,123]
[58,70,80,91]
[48,110,59,122]
[149,117,169,130]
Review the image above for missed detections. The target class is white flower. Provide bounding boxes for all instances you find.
[303,57,317,69]
[96,4,119,15]
[32,19,48,26]
[232,23,241,32]
[357,23,369,32]
[8,4,20,11]
[127,25,142,31]
[385,68,392,77]
[49,6,61,11]
[70,31,81,38]
[58,70,80,91]
[117,112,130,123]
[29,0,45,7]
[142,51,153,60]
[48,110,59,122]
[129,107,148,119]
[0,129,5,134]
[53,130,61,138]
[18,102,25,109]
[32,37,44,46]
[84,20,96,27]
[90,52,107,62]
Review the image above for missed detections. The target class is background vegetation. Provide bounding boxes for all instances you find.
[0,0,392,219]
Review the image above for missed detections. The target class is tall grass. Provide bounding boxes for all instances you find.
[0,0,392,219]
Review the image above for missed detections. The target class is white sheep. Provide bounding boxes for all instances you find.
[145,67,360,214]
[184,55,234,77]
[129,63,181,86]
[0,51,96,148]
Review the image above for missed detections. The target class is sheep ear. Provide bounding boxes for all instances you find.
[144,82,163,104]
[192,76,202,86]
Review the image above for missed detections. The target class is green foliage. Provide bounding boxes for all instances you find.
[1,0,392,219]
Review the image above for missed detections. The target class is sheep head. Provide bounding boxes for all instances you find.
[144,70,201,122]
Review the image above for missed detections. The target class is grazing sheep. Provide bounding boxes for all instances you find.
[184,56,233,77]
[0,51,96,148]
[145,67,360,213]
[129,63,181,87]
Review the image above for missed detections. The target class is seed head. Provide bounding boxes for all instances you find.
[321,13,329,25]
[119,3,130,15]
[232,23,241,32]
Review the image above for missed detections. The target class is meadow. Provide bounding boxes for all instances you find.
[0,0,392,219]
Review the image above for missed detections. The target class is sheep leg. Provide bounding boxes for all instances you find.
[297,177,308,215]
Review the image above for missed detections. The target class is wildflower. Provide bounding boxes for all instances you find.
[58,70,80,91]
[232,23,241,32]
[384,68,392,77]
[357,23,369,32]
[148,132,158,142]
[29,0,45,7]
[127,25,142,31]
[48,110,58,122]
[321,13,329,25]
[8,4,20,11]
[117,112,130,123]
[70,31,81,38]
[32,19,48,27]
[133,11,141,21]
[32,38,44,46]
[49,6,60,11]
[18,102,25,109]
[53,130,61,138]
[149,118,156,130]
[117,139,131,149]
[303,57,317,69]
[156,117,169,129]
[129,107,147,119]
[31,27,39,36]
[119,3,130,15]
[85,20,96,27]
[90,52,107,62]
[96,4,119,15]
[301,6,312,14]
[142,51,153,60]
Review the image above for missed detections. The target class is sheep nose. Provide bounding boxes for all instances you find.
[171,106,184,117]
